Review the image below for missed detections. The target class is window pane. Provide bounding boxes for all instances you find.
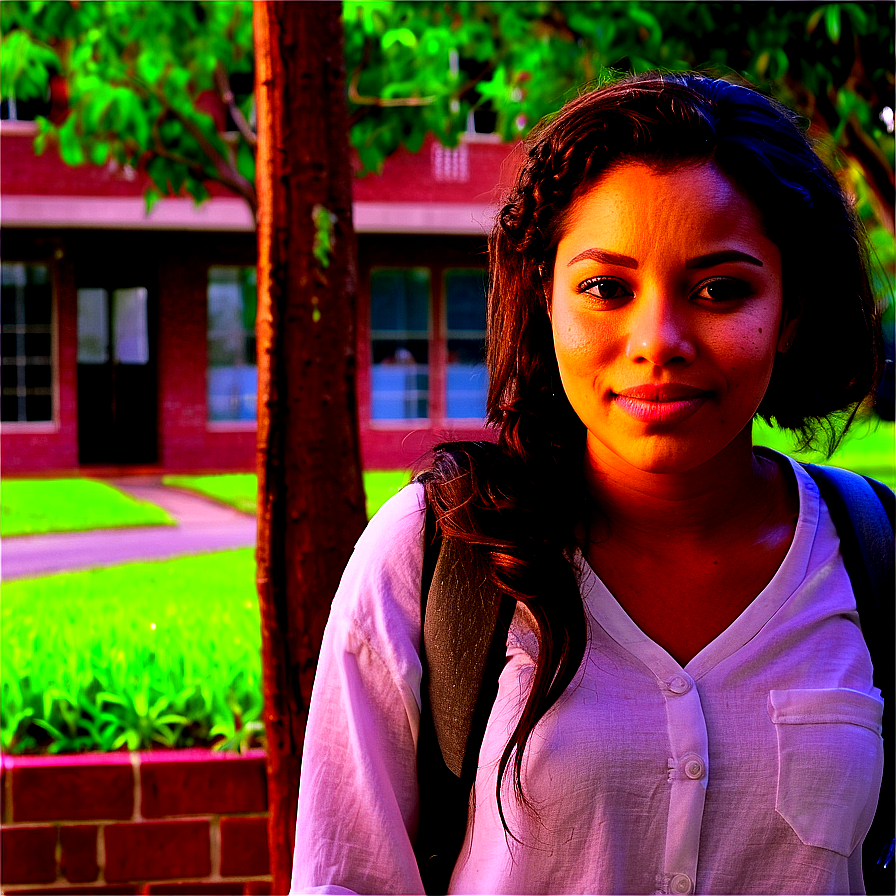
[0,262,53,422]
[445,269,487,333]
[445,269,487,419]
[25,364,52,389]
[25,393,51,421]
[207,266,257,422]
[370,268,430,335]
[370,269,430,420]
[24,332,51,358]
[207,365,258,421]
[77,288,108,363]
[113,288,149,364]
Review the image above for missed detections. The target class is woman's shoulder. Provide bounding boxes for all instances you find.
[327,481,426,665]
[353,480,426,565]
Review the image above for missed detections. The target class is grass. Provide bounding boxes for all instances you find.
[2,549,261,754]
[1,478,175,538]
[163,473,257,515]
[0,470,412,540]
[753,417,895,489]
[164,468,412,520]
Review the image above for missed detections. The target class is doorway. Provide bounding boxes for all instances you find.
[77,284,157,464]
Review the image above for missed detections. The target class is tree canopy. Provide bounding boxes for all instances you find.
[2,1,893,230]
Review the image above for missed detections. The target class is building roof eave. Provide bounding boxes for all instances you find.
[1,195,497,235]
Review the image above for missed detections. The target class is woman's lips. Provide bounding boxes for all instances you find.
[612,384,711,424]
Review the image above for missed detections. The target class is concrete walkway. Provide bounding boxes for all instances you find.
[1,478,257,581]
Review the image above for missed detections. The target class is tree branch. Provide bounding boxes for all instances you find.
[215,61,257,150]
[122,70,257,215]
[150,86,257,214]
[348,65,437,107]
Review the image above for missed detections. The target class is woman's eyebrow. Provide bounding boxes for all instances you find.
[566,248,765,269]
[567,248,638,268]
[685,250,764,268]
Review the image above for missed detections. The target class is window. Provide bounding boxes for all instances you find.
[445,269,488,419]
[77,287,150,365]
[368,264,488,425]
[370,268,430,420]
[1,263,53,423]
[207,266,257,422]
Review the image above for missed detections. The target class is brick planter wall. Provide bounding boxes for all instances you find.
[0,749,272,895]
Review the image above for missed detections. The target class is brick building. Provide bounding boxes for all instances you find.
[1,120,519,473]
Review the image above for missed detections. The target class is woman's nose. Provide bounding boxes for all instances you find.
[625,296,696,366]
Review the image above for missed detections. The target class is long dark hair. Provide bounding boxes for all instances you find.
[420,71,883,831]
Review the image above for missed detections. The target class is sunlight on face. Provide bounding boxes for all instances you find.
[550,162,794,476]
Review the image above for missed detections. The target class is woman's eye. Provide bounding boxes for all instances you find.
[579,278,632,301]
[693,278,750,303]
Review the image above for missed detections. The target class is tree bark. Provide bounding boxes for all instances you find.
[253,4,367,892]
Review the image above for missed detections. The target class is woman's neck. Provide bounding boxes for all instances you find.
[582,426,786,549]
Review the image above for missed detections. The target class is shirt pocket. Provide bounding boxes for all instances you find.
[767,687,884,857]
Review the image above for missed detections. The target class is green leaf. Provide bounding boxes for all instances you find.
[626,7,663,48]
[382,27,417,50]
[0,29,59,101]
[806,6,826,36]
[57,116,86,166]
[312,203,337,270]
[89,140,109,166]
[825,4,842,44]
[236,140,255,183]
[32,119,54,156]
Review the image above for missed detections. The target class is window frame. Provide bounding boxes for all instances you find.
[368,265,434,426]
[0,259,60,433]
[441,266,489,424]
[205,264,258,431]
[365,260,489,430]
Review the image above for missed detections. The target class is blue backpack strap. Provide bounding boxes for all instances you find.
[801,463,894,893]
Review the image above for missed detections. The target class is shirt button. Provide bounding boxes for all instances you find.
[682,753,706,780]
[670,873,694,894]
[666,674,692,695]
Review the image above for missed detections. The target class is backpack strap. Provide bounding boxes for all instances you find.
[415,465,895,893]
[801,463,894,894]
[415,500,515,894]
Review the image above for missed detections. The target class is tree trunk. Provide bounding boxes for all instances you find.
[253,4,367,892]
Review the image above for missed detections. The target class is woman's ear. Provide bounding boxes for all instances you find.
[538,264,553,320]
[777,302,801,353]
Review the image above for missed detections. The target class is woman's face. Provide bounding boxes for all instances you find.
[550,161,795,476]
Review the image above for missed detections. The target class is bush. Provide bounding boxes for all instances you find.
[2,549,263,754]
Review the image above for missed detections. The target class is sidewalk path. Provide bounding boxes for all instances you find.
[1,478,257,581]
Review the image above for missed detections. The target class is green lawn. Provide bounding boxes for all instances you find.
[1,478,175,538]
[2,549,261,754]
[164,468,412,520]
[162,473,257,514]
[754,417,895,489]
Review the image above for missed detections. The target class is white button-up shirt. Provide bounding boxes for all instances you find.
[291,453,883,895]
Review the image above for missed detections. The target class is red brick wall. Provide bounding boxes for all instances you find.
[155,236,256,473]
[2,129,519,206]
[0,750,272,895]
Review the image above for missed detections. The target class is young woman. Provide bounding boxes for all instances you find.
[290,73,888,895]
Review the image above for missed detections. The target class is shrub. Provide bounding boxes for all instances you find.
[2,549,263,754]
